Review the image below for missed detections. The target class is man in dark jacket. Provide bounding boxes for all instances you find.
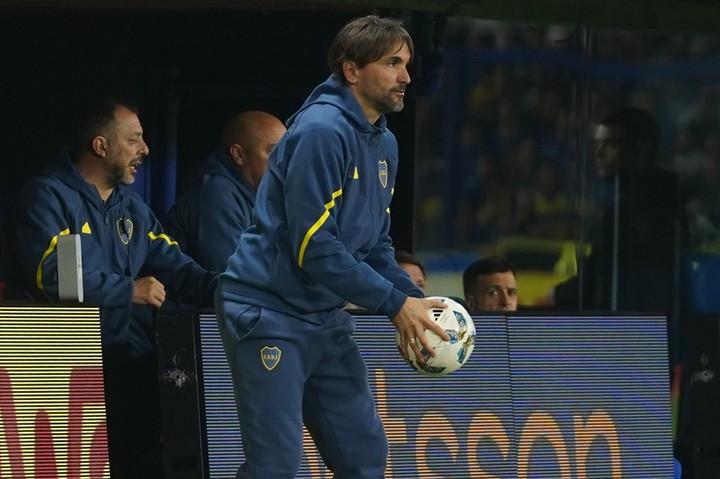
[164,110,286,272]
[13,98,216,478]
[552,106,680,320]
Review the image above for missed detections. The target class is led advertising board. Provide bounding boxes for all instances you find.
[198,312,672,478]
[0,306,108,478]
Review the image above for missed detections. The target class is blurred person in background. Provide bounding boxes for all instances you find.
[551,106,680,320]
[395,249,426,291]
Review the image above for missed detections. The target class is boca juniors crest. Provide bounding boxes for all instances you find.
[261,346,281,371]
[116,217,134,245]
[378,160,388,188]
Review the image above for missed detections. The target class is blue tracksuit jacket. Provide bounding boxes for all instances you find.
[15,148,217,354]
[164,147,256,273]
[217,75,422,320]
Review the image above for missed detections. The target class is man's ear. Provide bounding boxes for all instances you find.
[229,144,244,166]
[343,60,359,85]
[91,136,107,158]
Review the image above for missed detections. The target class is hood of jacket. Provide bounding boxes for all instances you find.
[204,147,254,188]
[286,75,388,135]
[180,147,255,197]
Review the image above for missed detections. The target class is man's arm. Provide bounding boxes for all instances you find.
[195,175,252,273]
[15,181,134,307]
[364,213,423,298]
[139,207,217,307]
[280,122,448,357]
[283,124,405,316]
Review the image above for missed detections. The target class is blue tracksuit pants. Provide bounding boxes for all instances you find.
[216,299,388,478]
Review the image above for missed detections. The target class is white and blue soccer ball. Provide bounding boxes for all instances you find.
[397,296,476,376]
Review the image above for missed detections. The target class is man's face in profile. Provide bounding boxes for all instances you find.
[594,124,631,180]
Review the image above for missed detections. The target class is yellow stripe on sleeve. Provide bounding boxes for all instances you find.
[298,189,343,267]
[36,228,70,292]
[148,231,179,246]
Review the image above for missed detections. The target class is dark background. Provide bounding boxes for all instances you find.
[0,8,421,262]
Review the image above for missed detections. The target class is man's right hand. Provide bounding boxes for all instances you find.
[132,276,166,308]
[392,296,450,363]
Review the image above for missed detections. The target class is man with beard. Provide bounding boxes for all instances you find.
[215,15,449,478]
[11,98,217,478]
[463,256,518,313]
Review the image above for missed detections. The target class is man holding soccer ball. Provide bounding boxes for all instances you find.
[214,14,449,478]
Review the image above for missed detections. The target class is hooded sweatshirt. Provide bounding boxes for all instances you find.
[164,147,257,273]
[217,75,422,322]
[15,148,216,354]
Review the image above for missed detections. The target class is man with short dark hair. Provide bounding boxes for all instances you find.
[552,106,680,316]
[593,106,661,181]
[463,256,518,313]
[13,97,216,478]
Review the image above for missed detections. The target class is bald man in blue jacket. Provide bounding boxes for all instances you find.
[164,110,286,272]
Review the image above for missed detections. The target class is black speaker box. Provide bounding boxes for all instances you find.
[677,314,720,478]
[155,308,207,479]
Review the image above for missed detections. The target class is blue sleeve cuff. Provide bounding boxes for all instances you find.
[378,288,409,320]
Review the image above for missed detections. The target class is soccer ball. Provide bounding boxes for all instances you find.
[396,296,476,376]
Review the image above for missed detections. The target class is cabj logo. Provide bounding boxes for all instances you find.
[377,160,388,188]
[261,346,281,371]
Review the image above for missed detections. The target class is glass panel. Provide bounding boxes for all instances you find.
[415,19,586,307]
[414,18,720,364]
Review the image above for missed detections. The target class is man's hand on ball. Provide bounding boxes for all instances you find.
[393,296,450,361]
